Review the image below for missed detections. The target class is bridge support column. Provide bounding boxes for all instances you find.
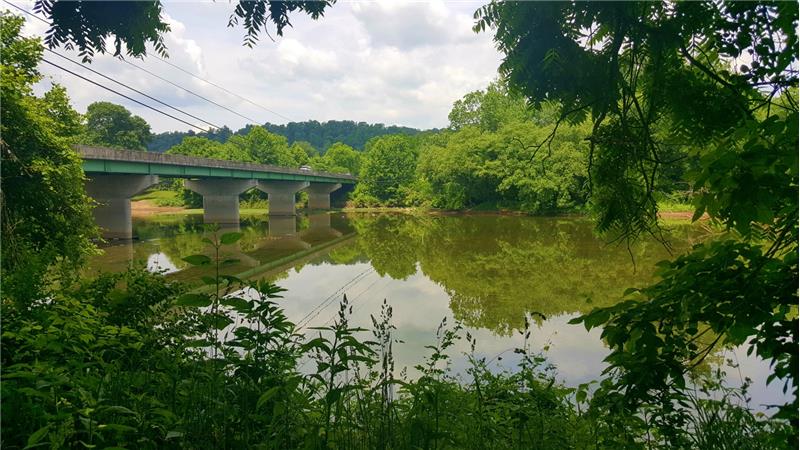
[85,174,159,239]
[256,181,309,216]
[184,179,256,224]
[269,216,298,236]
[305,183,342,210]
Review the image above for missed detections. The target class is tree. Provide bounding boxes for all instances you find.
[227,126,298,166]
[355,135,418,206]
[448,80,532,132]
[477,0,798,430]
[292,140,318,158]
[320,142,361,174]
[166,136,247,161]
[40,84,84,140]
[82,101,152,150]
[1,13,96,300]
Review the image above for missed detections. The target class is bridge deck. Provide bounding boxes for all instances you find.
[77,146,356,184]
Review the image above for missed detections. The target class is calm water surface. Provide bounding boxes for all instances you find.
[87,212,786,411]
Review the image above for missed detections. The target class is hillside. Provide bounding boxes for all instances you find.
[147,120,425,153]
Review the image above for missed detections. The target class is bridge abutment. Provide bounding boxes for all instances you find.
[256,181,310,216]
[85,174,159,239]
[184,179,257,224]
[304,183,342,210]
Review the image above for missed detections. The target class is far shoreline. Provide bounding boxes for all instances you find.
[131,199,705,224]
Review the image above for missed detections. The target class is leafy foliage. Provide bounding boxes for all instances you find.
[353,135,419,206]
[477,0,798,428]
[81,101,152,150]
[0,13,96,300]
[148,120,424,154]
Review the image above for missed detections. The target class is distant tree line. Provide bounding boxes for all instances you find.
[147,120,424,153]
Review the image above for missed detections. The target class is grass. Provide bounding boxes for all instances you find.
[132,189,184,207]
[657,200,695,213]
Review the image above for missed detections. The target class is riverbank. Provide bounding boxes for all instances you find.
[131,199,705,223]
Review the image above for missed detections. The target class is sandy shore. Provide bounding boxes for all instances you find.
[131,200,184,217]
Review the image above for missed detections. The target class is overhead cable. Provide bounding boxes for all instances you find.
[153,55,294,122]
[41,58,210,132]
[118,58,261,125]
[46,49,223,130]
[5,0,264,126]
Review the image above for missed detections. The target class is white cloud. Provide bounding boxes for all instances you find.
[21,1,502,133]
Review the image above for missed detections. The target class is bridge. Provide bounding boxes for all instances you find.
[78,146,357,239]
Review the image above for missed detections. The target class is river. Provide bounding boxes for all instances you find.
[87,211,786,411]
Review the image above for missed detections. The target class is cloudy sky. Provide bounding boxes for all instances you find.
[16,1,504,133]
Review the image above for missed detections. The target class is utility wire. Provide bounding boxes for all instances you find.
[153,55,294,122]
[118,58,261,125]
[46,48,223,130]
[6,0,265,126]
[41,58,210,132]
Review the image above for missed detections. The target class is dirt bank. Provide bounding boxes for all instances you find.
[131,200,184,217]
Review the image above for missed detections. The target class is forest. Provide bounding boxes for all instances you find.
[146,120,424,154]
[1,1,797,449]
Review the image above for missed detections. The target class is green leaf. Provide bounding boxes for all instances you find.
[201,276,217,285]
[165,431,184,440]
[25,425,49,448]
[210,314,233,330]
[103,406,136,415]
[186,339,212,348]
[220,297,250,312]
[220,232,243,245]
[182,254,211,266]
[175,294,212,308]
[256,386,281,409]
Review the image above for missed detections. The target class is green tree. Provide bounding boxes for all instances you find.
[315,142,361,174]
[355,135,417,206]
[166,136,247,161]
[477,0,798,429]
[448,80,532,132]
[292,140,318,158]
[228,126,297,166]
[82,101,152,150]
[288,141,311,166]
[0,13,96,300]
[40,84,84,140]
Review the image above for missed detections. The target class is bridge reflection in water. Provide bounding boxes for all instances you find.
[86,213,356,284]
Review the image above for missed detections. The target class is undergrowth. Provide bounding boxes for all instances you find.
[1,231,791,449]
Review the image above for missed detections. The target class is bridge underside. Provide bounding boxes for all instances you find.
[80,147,355,239]
[85,175,345,240]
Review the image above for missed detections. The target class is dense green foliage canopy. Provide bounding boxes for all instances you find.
[0,13,96,300]
[148,120,423,153]
[165,127,307,168]
[81,101,152,150]
[477,0,798,427]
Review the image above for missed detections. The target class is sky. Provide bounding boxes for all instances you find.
[16,0,504,133]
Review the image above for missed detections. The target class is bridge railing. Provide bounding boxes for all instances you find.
[76,145,357,182]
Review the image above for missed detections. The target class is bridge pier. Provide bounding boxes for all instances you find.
[184,179,256,224]
[85,174,159,239]
[256,181,309,216]
[305,183,342,210]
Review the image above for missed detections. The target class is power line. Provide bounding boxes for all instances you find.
[153,55,294,122]
[5,0,265,126]
[46,48,223,130]
[119,58,262,125]
[41,58,210,132]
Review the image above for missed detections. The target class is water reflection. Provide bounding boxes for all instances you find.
[86,212,783,409]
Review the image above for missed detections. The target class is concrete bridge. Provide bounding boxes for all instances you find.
[78,146,357,239]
